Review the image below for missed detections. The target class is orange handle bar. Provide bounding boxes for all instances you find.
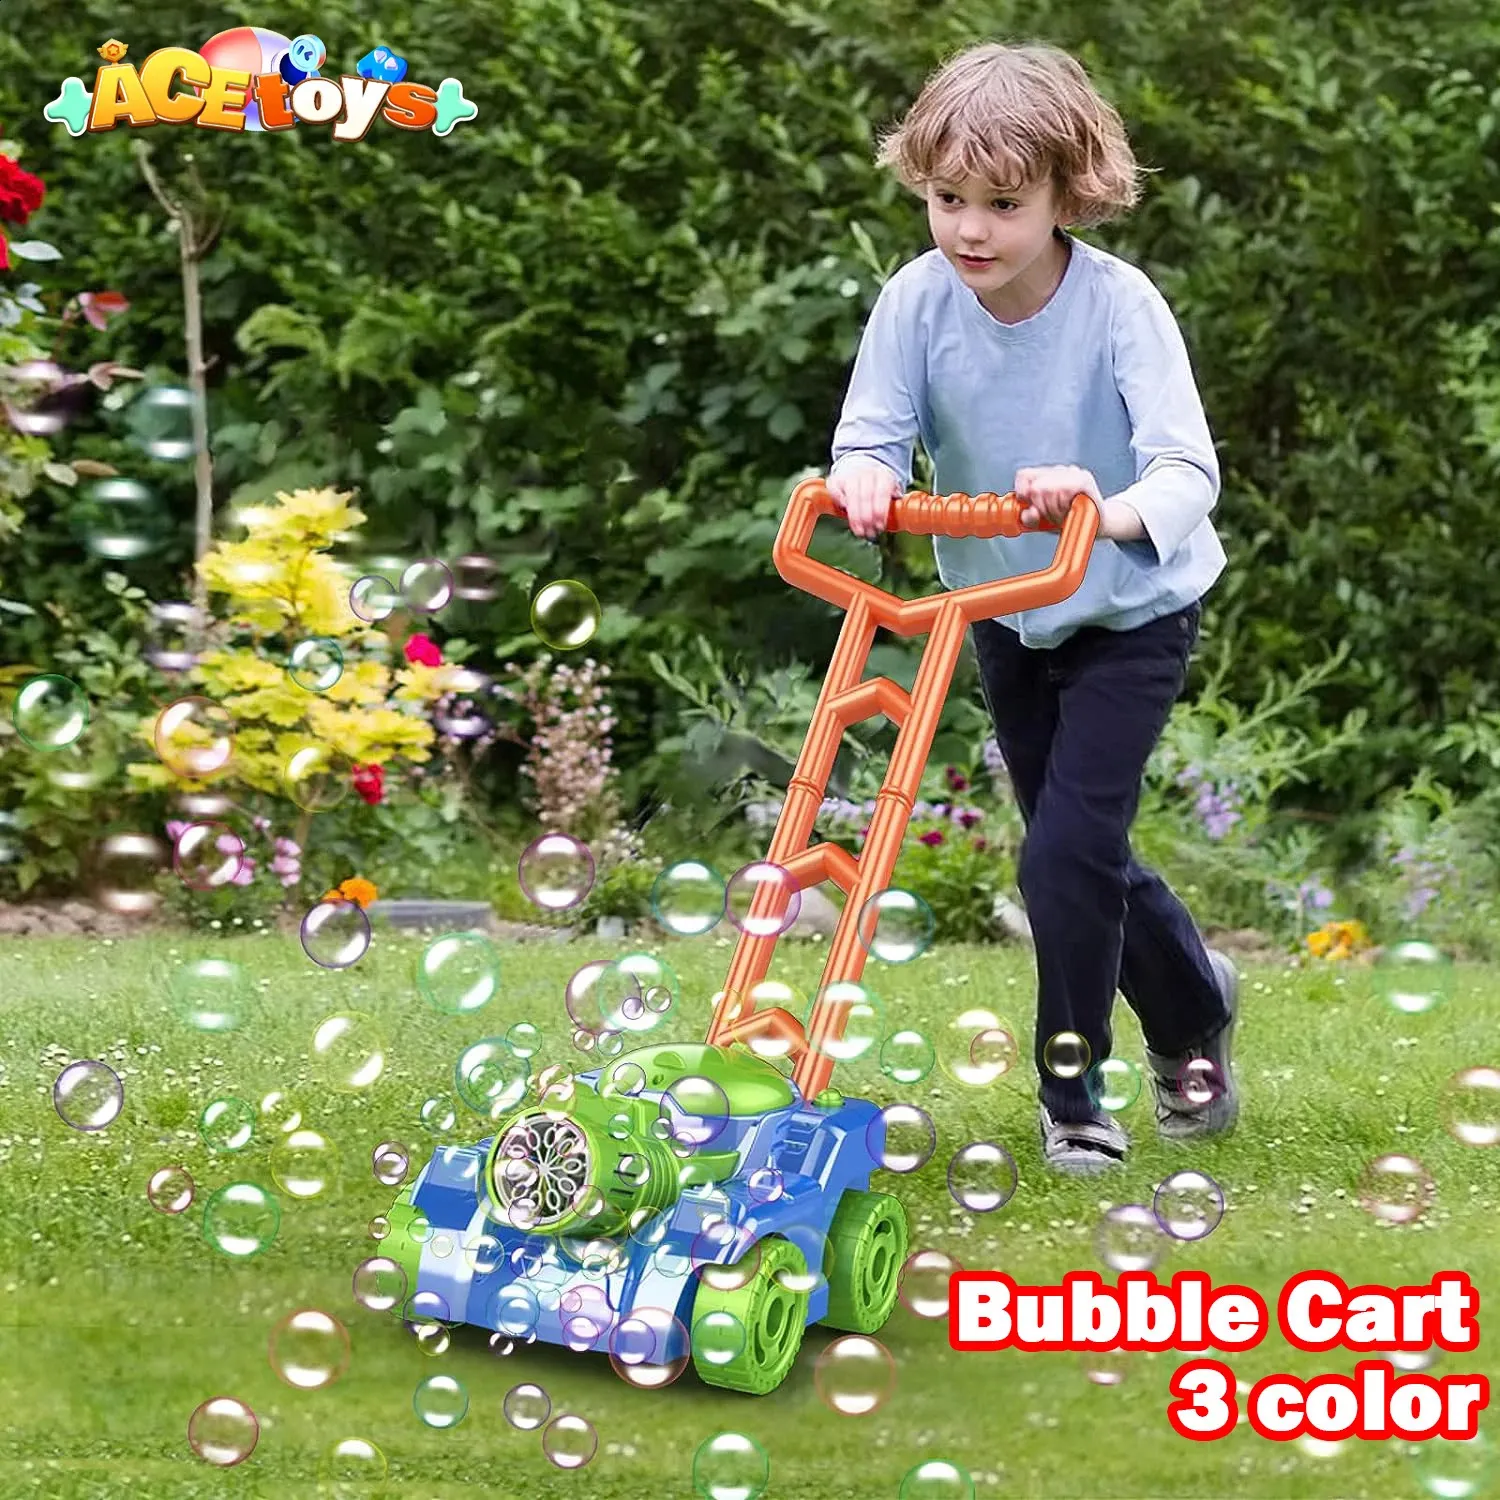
[772,478,1099,637]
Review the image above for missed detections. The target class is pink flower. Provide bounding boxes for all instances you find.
[273,837,301,858]
[252,815,271,833]
[945,766,969,792]
[918,830,945,847]
[270,853,300,877]
[231,857,256,887]
[216,833,243,855]
[277,870,301,888]
[957,808,983,830]
[404,633,443,668]
[165,819,190,843]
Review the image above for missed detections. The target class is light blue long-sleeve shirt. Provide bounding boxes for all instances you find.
[830,229,1226,648]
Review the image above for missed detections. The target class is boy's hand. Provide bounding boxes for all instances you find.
[1015,465,1103,528]
[828,461,903,541]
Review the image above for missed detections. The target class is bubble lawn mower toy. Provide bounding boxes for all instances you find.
[382,479,1096,1394]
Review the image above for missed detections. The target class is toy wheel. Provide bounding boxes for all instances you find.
[691,1235,808,1395]
[820,1189,908,1333]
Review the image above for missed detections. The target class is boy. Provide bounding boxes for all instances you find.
[827,40,1240,1174]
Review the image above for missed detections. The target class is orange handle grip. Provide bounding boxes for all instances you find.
[772,476,1098,635]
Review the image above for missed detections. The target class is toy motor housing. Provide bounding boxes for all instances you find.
[382,1041,905,1379]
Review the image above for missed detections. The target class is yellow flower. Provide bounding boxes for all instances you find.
[196,650,282,694]
[1304,919,1372,961]
[323,876,378,909]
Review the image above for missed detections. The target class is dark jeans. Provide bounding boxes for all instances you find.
[971,601,1230,1122]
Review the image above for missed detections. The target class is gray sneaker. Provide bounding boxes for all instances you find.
[1039,1100,1130,1175]
[1145,949,1240,1142]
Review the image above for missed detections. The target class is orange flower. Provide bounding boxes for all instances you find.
[1305,919,1371,962]
[323,877,378,909]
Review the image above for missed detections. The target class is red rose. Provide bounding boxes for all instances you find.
[403,632,442,668]
[0,157,46,226]
[352,762,385,806]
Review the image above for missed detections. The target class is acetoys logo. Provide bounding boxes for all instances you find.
[44,29,478,140]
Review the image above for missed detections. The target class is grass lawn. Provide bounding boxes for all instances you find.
[1,927,1497,1499]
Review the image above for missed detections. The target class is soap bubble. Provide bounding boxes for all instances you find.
[1375,940,1454,1015]
[282,744,348,811]
[317,1437,387,1493]
[76,477,166,560]
[94,832,169,917]
[372,1141,409,1187]
[200,1096,255,1153]
[1408,1432,1494,1497]
[271,1128,338,1198]
[147,1164,195,1214]
[1086,1057,1142,1112]
[813,1334,897,1416]
[129,385,194,460]
[938,1008,1015,1087]
[144,601,205,673]
[518,832,595,911]
[301,900,372,970]
[608,1307,690,1389]
[402,558,453,613]
[808,980,883,1063]
[947,1142,1018,1212]
[352,1256,406,1313]
[899,1460,975,1500]
[857,887,935,962]
[592,951,678,1035]
[651,860,726,936]
[880,1028,936,1085]
[53,1060,123,1131]
[269,1308,350,1389]
[434,667,493,738]
[1082,1350,1130,1387]
[693,1309,748,1368]
[172,822,244,891]
[11,673,88,750]
[454,1038,528,1119]
[349,575,398,622]
[155,696,233,778]
[1043,1030,1090,1079]
[312,1013,386,1092]
[969,1026,1020,1083]
[187,1395,258,1467]
[869,1103,935,1173]
[542,1412,598,1470]
[1442,1066,1500,1147]
[417,931,501,1014]
[452,554,500,602]
[286,637,344,692]
[531,579,600,650]
[167,955,251,1031]
[503,1381,551,1431]
[414,1373,468,1429]
[1357,1153,1435,1225]
[660,1074,731,1149]
[1177,1056,1229,1107]
[202,1181,281,1259]
[692,1431,769,1500]
[898,1248,962,1320]
[1153,1170,1225,1241]
[1096,1203,1167,1272]
[3,359,84,436]
[725,861,801,937]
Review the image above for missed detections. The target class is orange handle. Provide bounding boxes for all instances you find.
[772,477,1098,637]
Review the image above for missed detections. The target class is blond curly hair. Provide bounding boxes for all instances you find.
[874,41,1153,229]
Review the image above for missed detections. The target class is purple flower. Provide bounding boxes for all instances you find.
[252,815,271,833]
[956,808,984,830]
[945,766,969,792]
[982,737,1006,773]
[972,836,988,853]
[216,833,243,856]
[277,869,302,889]
[918,830,945,847]
[165,819,190,843]
[230,857,255,887]
[1405,886,1438,919]
[274,837,301,858]
[270,853,300,877]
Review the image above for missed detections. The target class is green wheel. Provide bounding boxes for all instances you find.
[691,1235,809,1395]
[820,1189,908,1334]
